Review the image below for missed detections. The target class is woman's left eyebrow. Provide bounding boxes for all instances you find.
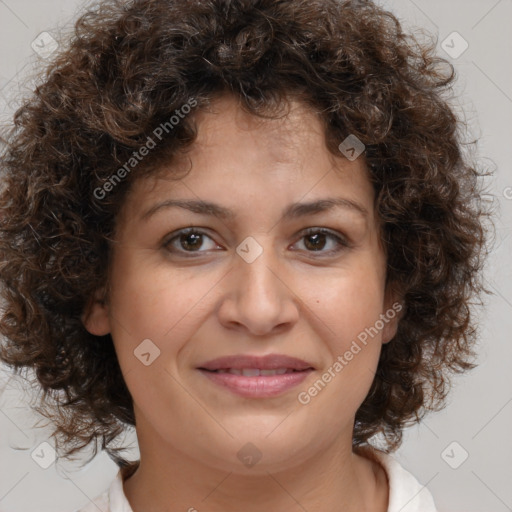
[139,197,369,222]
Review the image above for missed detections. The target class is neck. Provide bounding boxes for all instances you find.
[122,427,388,512]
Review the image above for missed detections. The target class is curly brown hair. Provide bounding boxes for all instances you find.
[0,0,492,469]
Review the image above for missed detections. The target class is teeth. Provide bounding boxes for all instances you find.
[241,368,260,377]
[261,368,288,376]
[216,368,293,376]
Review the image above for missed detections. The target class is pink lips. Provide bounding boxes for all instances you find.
[197,354,315,398]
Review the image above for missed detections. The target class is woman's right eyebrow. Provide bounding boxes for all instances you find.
[140,199,234,221]
[139,197,369,223]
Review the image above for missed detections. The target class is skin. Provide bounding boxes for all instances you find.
[83,93,400,512]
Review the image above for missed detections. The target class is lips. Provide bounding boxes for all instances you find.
[197,354,315,372]
[215,368,294,376]
[197,354,315,398]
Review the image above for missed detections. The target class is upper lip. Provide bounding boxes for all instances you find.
[198,354,315,371]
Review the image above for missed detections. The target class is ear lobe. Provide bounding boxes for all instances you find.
[81,288,111,336]
[381,307,400,344]
[381,285,404,344]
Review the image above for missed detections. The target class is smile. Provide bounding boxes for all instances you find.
[209,368,303,376]
[198,367,314,398]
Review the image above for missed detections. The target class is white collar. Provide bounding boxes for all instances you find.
[103,451,437,512]
[373,451,438,512]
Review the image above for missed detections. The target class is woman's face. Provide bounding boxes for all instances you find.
[83,94,399,474]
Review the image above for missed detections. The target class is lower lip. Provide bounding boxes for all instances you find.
[198,369,313,398]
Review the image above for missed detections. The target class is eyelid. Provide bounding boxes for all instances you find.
[163,226,352,259]
[162,227,223,253]
[294,227,352,254]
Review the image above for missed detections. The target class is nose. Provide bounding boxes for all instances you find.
[217,240,300,336]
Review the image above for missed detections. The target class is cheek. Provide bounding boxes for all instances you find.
[298,274,385,418]
[309,260,386,347]
[300,255,386,402]
[107,248,224,368]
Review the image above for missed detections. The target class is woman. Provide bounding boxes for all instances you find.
[0,0,490,510]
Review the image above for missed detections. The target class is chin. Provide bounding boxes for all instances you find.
[194,433,319,475]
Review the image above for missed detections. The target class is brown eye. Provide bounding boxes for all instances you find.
[164,228,220,255]
[178,232,203,251]
[293,228,349,256]
[303,232,328,251]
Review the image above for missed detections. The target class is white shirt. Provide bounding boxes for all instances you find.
[74,451,438,512]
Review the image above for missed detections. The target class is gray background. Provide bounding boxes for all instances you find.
[0,0,511,511]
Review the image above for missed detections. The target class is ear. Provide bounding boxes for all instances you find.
[381,283,404,345]
[81,287,111,336]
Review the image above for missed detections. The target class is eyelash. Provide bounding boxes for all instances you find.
[163,227,350,258]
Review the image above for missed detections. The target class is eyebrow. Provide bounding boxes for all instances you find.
[140,197,369,222]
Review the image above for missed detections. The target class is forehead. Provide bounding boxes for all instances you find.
[191,94,321,154]
[117,94,375,226]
